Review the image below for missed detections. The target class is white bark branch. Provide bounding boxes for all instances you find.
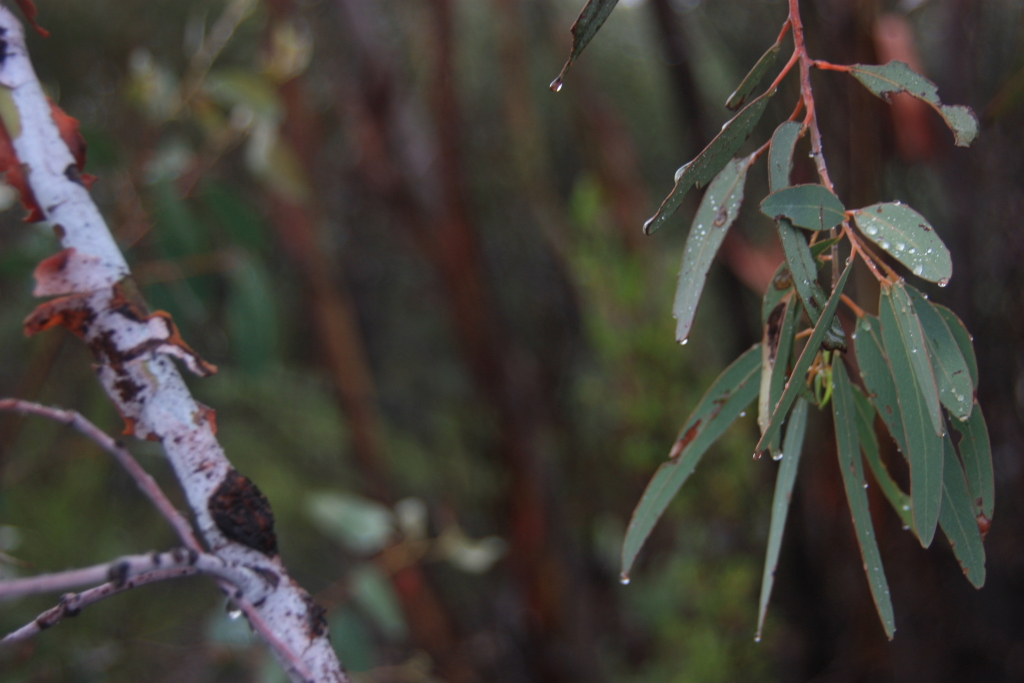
[0,9,347,682]
[0,548,273,603]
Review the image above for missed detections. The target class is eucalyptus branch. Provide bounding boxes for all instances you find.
[0,7,345,681]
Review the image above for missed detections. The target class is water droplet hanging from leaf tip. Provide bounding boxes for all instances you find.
[619,573,630,585]
[549,77,563,93]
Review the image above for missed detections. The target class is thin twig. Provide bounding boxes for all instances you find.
[0,399,200,551]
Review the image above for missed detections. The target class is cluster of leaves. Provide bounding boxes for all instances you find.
[554,0,992,639]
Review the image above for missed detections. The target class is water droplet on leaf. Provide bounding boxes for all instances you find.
[549,77,563,93]
[619,573,631,585]
[773,451,784,461]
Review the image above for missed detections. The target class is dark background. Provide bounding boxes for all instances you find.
[1,0,1022,681]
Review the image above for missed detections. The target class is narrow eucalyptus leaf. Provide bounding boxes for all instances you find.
[879,286,944,546]
[949,401,994,522]
[854,315,907,455]
[760,184,846,231]
[851,203,952,284]
[833,361,896,639]
[852,383,913,530]
[934,304,979,388]
[849,61,978,146]
[767,298,799,455]
[889,283,944,435]
[621,346,762,579]
[756,397,808,641]
[754,259,853,455]
[776,220,847,350]
[645,90,775,235]
[762,262,793,326]
[727,39,782,110]
[768,121,802,193]
[674,156,754,342]
[904,286,973,420]
[938,435,986,588]
[551,0,619,90]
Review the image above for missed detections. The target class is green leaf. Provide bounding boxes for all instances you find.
[886,283,944,436]
[644,90,775,235]
[938,435,986,588]
[775,219,846,350]
[832,360,896,639]
[934,304,979,388]
[727,38,782,110]
[904,286,973,420]
[848,61,978,147]
[673,156,754,342]
[949,401,994,521]
[621,345,762,580]
[760,184,846,232]
[764,297,799,456]
[754,259,853,455]
[761,262,793,326]
[768,121,802,193]
[879,285,944,546]
[809,236,842,259]
[852,382,913,530]
[851,203,952,284]
[854,315,907,455]
[755,397,808,641]
[550,0,619,91]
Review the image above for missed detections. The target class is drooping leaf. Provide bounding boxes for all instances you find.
[832,360,896,639]
[886,283,944,436]
[768,121,802,193]
[904,286,973,420]
[852,383,913,530]
[673,156,754,342]
[949,401,994,522]
[775,219,846,350]
[851,203,952,284]
[764,297,799,456]
[644,90,775,235]
[621,345,762,580]
[727,38,782,110]
[848,61,978,147]
[760,184,846,232]
[756,397,808,641]
[938,435,986,588]
[879,285,944,547]
[854,315,907,455]
[550,0,619,90]
[754,259,853,455]
[934,304,979,388]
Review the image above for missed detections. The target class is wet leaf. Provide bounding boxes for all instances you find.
[949,401,994,521]
[886,283,943,435]
[832,360,896,639]
[879,284,944,546]
[621,345,762,580]
[849,61,978,147]
[674,156,754,342]
[938,435,986,588]
[775,219,846,349]
[760,184,846,232]
[934,304,979,388]
[851,203,952,284]
[854,315,907,453]
[727,38,782,110]
[551,0,619,90]
[756,397,808,641]
[645,90,775,235]
[852,383,913,530]
[768,121,802,193]
[754,259,853,455]
[904,286,973,420]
